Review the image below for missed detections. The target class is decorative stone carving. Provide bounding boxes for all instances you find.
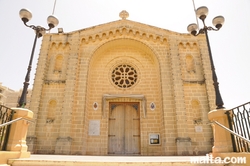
[102,94,146,118]
[111,64,138,89]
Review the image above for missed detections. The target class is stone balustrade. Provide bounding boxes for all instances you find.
[0,108,33,164]
[208,108,250,164]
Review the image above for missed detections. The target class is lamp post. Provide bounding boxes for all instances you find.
[187,6,225,109]
[18,9,59,107]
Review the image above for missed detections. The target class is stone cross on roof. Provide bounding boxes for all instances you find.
[119,10,129,20]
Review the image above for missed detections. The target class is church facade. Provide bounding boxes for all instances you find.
[27,11,216,156]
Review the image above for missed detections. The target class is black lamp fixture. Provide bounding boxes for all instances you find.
[18,8,59,107]
[187,6,225,109]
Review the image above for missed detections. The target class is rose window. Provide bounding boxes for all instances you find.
[111,64,138,88]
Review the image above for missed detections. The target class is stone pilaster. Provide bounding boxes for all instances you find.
[169,39,188,138]
[55,34,80,154]
[26,35,52,152]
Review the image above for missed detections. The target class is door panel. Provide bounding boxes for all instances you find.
[108,103,140,155]
[108,104,125,154]
[132,106,140,154]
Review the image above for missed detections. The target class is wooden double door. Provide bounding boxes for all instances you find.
[108,103,140,155]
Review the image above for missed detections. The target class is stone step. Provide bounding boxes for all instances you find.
[7,155,226,166]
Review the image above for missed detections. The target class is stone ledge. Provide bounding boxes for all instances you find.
[0,151,30,164]
[7,155,227,166]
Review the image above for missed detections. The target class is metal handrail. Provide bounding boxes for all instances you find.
[229,101,250,110]
[212,120,250,144]
[0,117,34,128]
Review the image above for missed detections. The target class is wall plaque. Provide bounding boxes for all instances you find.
[88,120,100,136]
[195,126,203,132]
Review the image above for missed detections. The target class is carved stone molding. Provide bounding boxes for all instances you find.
[182,79,205,85]
[81,27,168,44]
[44,80,66,84]
[102,94,146,118]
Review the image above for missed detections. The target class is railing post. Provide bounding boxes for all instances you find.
[208,109,233,154]
[225,111,237,152]
[6,108,33,158]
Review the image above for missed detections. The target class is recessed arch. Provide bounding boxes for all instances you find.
[54,55,63,72]
[89,38,160,66]
[47,99,57,120]
[191,99,202,123]
[186,55,195,72]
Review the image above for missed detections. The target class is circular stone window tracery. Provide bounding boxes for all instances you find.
[111,64,138,88]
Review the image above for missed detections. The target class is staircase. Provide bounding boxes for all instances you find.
[1,105,250,166]
[5,155,226,166]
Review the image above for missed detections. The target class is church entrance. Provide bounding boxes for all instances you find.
[108,102,140,155]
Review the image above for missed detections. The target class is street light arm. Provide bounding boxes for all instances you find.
[21,21,52,38]
[207,26,220,31]
[190,26,220,36]
[192,28,205,36]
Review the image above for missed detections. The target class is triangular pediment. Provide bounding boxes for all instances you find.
[76,18,177,35]
[64,12,184,44]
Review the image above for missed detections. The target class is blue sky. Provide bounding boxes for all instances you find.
[0,0,249,109]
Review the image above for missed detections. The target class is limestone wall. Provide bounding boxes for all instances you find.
[27,18,214,156]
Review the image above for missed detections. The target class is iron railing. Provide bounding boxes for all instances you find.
[212,120,250,144]
[0,105,15,151]
[226,102,250,152]
[0,117,34,128]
